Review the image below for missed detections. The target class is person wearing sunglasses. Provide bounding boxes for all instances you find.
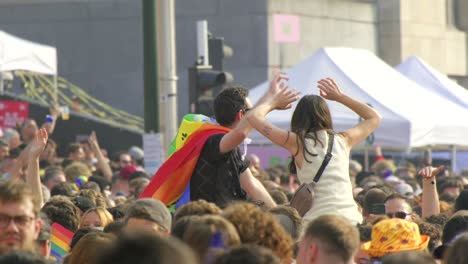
[384,165,444,223]
[384,193,416,222]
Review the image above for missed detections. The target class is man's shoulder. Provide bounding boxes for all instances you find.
[205,133,226,144]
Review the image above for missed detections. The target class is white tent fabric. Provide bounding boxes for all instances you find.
[396,56,468,109]
[0,30,57,75]
[396,56,468,172]
[248,47,468,149]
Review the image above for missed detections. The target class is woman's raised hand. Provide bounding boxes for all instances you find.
[270,83,300,110]
[261,72,289,101]
[318,78,343,101]
[270,73,300,110]
[259,72,300,110]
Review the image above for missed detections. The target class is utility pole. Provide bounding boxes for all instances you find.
[157,0,178,150]
[143,0,159,133]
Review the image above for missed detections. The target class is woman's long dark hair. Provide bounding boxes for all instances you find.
[288,95,334,174]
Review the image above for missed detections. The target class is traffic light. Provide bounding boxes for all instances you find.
[189,65,233,116]
[208,37,233,71]
[188,36,234,116]
[196,67,233,92]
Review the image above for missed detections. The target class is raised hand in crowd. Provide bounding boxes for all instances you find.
[318,78,381,149]
[419,165,444,179]
[41,104,61,135]
[318,77,344,101]
[419,165,444,218]
[88,131,112,181]
[5,130,48,182]
[245,73,300,149]
[26,128,48,207]
[257,73,300,111]
[88,131,100,152]
[29,128,48,159]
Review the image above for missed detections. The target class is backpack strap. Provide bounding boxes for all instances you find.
[312,133,335,183]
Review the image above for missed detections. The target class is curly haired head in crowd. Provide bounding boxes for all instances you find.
[222,202,293,263]
[78,189,107,208]
[174,199,222,223]
[417,221,441,252]
[41,196,81,232]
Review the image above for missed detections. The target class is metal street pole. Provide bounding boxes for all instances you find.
[157,0,178,150]
[143,0,159,133]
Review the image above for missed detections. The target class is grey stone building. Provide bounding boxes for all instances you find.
[0,0,466,119]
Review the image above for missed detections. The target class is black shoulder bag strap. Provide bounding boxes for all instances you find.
[311,133,335,183]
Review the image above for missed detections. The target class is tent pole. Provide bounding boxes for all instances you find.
[424,147,432,167]
[364,146,369,171]
[53,75,58,104]
[451,145,457,175]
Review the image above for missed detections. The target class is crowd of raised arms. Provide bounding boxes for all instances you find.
[0,74,467,264]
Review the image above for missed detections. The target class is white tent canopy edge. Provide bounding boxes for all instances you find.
[0,30,57,100]
[396,56,468,110]
[396,56,468,172]
[248,47,468,150]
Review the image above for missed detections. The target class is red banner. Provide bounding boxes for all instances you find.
[0,101,29,129]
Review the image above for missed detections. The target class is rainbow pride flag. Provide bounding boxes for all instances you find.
[139,114,229,206]
[50,223,74,261]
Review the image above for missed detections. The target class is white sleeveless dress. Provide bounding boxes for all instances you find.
[297,131,362,227]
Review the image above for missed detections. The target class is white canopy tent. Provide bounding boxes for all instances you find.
[396,56,468,109]
[0,30,57,99]
[248,47,468,150]
[395,56,468,172]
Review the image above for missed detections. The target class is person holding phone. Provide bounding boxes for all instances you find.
[246,77,381,225]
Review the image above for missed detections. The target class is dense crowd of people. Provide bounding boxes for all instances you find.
[0,74,467,264]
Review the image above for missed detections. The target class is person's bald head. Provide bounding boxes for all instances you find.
[248,154,261,170]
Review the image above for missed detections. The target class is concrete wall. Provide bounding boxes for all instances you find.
[0,0,378,119]
[455,0,468,31]
[174,0,268,116]
[175,0,377,114]
[267,0,377,74]
[377,0,467,76]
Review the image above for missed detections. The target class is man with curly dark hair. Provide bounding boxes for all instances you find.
[417,220,441,252]
[40,196,80,232]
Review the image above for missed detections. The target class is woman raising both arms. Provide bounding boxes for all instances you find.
[246,76,381,225]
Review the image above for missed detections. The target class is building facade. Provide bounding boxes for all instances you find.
[0,0,466,118]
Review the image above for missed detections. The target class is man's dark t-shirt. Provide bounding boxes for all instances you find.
[190,134,248,208]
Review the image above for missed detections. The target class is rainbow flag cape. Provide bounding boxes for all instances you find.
[50,222,74,261]
[139,114,230,207]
